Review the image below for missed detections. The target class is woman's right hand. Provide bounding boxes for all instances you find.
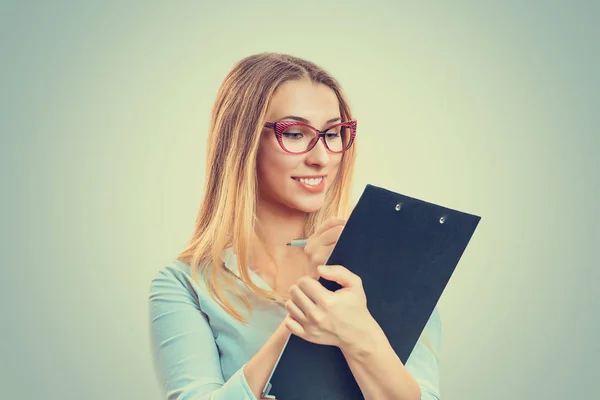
[303,217,347,275]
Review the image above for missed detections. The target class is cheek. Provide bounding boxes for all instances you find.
[257,134,297,172]
[257,152,299,188]
[330,157,343,175]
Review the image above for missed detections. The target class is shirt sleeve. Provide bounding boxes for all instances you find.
[405,306,442,400]
[149,267,258,400]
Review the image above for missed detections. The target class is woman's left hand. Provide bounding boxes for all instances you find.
[284,264,377,351]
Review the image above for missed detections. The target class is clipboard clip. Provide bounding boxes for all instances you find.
[395,201,447,224]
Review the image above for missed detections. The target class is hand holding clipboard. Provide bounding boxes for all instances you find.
[263,184,482,400]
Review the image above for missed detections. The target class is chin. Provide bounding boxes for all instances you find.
[289,198,326,213]
[295,204,322,213]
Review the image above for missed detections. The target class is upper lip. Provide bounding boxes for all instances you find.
[292,175,326,179]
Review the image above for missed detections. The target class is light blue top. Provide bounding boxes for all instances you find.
[149,247,442,399]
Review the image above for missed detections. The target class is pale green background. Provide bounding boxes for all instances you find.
[1,1,598,399]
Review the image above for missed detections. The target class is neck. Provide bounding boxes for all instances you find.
[253,197,308,271]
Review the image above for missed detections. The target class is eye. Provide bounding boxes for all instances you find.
[281,124,313,139]
[325,133,340,139]
[283,132,304,140]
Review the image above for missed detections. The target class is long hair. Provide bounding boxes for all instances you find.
[176,52,438,359]
[177,52,356,320]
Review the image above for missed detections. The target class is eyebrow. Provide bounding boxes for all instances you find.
[280,115,341,124]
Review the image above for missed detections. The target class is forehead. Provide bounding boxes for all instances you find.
[267,79,340,123]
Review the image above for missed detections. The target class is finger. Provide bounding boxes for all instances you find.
[297,276,332,305]
[307,267,320,280]
[284,314,305,337]
[313,216,346,237]
[285,299,308,324]
[289,283,318,316]
[305,225,343,264]
[317,224,345,246]
[317,264,361,288]
[311,243,335,264]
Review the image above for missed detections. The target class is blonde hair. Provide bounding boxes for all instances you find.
[176,52,437,359]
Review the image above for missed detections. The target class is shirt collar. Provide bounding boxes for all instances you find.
[222,246,272,291]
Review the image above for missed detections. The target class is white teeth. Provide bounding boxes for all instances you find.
[298,177,323,185]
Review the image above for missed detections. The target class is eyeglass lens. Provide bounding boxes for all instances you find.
[280,124,352,153]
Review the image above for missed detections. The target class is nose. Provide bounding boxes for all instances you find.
[304,137,330,166]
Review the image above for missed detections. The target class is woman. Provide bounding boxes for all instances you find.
[149,52,442,400]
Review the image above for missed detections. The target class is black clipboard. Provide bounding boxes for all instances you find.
[262,184,481,400]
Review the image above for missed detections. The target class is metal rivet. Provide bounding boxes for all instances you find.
[395,203,402,211]
[439,216,445,224]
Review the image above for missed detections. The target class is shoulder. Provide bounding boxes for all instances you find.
[151,259,194,285]
[425,306,442,333]
[423,305,442,349]
[149,260,207,306]
[428,305,442,329]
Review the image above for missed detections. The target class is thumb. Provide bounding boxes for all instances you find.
[317,265,358,288]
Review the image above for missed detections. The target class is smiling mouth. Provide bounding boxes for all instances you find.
[292,176,325,186]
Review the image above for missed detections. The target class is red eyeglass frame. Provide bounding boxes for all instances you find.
[263,120,357,154]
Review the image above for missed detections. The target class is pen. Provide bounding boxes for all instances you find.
[286,238,308,247]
